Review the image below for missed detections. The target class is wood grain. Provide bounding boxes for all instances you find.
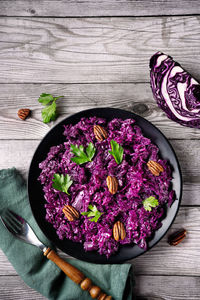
[135,275,200,300]
[0,83,200,140]
[0,207,199,277]
[0,276,46,300]
[0,2,200,298]
[1,1,200,17]
[0,274,199,300]
[0,17,200,83]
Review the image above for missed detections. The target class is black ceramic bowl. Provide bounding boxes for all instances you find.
[28,108,182,263]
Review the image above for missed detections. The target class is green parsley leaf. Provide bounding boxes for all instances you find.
[81,205,103,222]
[38,93,54,105]
[38,93,64,123]
[108,139,124,164]
[52,173,73,195]
[142,196,159,212]
[86,142,96,160]
[81,212,89,216]
[41,101,57,123]
[70,142,96,165]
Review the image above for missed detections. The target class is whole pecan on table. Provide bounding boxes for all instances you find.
[63,205,79,221]
[168,229,187,246]
[18,108,31,120]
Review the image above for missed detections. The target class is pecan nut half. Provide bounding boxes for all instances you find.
[113,221,126,241]
[18,108,30,120]
[106,176,118,194]
[94,125,108,141]
[63,205,79,221]
[168,229,187,246]
[147,160,164,176]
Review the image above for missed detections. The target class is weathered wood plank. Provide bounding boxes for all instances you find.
[0,4,199,300]
[0,139,199,205]
[1,0,200,17]
[0,274,199,300]
[134,275,200,300]
[0,207,199,277]
[0,17,200,83]
[0,83,200,140]
[0,275,46,300]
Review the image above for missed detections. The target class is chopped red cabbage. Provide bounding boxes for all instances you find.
[38,117,175,258]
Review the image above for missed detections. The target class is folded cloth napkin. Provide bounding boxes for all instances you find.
[0,168,134,300]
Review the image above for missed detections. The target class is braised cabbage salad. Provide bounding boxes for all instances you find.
[38,117,175,258]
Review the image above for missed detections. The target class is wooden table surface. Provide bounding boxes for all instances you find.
[0,1,200,299]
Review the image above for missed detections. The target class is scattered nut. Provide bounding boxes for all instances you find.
[94,125,108,141]
[18,108,30,120]
[63,205,79,221]
[147,160,164,176]
[113,221,126,241]
[106,176,118,194]
[168,229,187,246]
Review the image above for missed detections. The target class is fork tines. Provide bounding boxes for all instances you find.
[0,209,23,234]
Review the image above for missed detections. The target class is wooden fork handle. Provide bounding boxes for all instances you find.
[44,248,112,300]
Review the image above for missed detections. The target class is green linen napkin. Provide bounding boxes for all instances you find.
[0,168,134,300]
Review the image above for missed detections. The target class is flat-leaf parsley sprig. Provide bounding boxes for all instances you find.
[142,196,159,212]
[109,139,124,164]
[52,174,73,195]
[81,205,103,222]
[70,142,96,165]
[38,93,64,123]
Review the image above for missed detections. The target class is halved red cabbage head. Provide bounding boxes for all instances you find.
[150,52,200,128]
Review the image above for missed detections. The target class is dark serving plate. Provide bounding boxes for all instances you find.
[28,108,182,263]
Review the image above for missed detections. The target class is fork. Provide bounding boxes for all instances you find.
[0,209,112,300]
